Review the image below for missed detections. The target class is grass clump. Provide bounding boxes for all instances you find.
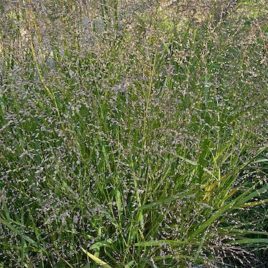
[0,0,268,267]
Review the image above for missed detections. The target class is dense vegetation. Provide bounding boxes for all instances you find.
[0,0,267,267]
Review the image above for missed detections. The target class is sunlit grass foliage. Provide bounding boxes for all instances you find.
[0,0,268,267]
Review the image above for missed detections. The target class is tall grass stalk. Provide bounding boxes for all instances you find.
[0,0,267,267]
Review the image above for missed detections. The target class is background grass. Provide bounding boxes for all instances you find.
[0,0,268,267]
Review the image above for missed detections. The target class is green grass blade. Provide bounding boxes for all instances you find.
[81,248,112,268]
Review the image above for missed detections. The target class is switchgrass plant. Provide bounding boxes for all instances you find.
[0,0,268,267]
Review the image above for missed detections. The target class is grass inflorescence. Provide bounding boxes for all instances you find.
[0,0,268,267]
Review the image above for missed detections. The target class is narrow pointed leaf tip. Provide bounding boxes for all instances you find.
[81,247,112,268]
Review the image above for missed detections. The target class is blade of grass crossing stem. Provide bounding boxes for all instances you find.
[234,183,268,207]
[189,200,237,239]
[219,228,268,237]
[81,248,112,268]
[190,183,268,239]
[216,146,268,206]
[0,217,39,249]
[230,238,268,246]
[175,154,218,180]
[139,190,194,211]
[134,239,188,248]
